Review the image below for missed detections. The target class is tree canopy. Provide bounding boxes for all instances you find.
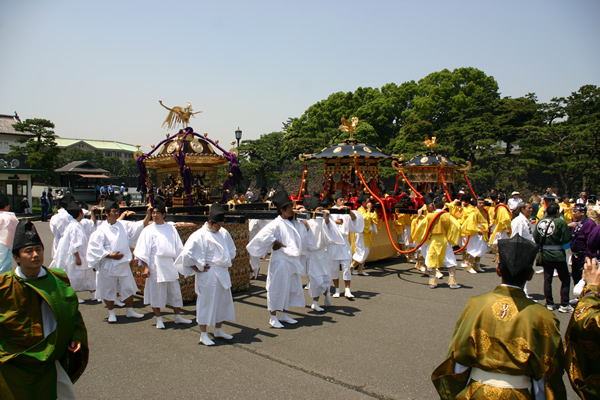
[238,68,599,195]
[8,118,61,184]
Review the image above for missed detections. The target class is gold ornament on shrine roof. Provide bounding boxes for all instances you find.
[339,116,359,139]
[159,100,204,130]
[423,136,437,150]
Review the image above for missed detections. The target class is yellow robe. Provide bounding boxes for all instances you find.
[357,206,378,248]
[414,211,460,269]
[446,202,463,221]
[559,202,573,224]
[432,285,567,399]
[459,205,475,235]
[489,204,511,245]
[565,284,600,399]
[485,205,496,227]
[461,208,490,242]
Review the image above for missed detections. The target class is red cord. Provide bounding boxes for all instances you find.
[462,171,477,199]
[298,163,307,199]
[439,168,452,202]
[353,157,444,254]
[399,169,421,197]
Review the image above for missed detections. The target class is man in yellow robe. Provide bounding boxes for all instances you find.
[559,194,574,224]
[414,196,461,289]
[395,209,415,262]
[461,197,489,273]
[432,235,567,399]
[536,194,561,221]
[458,195,475,260]
[565,257,600,399]
[489,193,512,262]
[411,195,434,274]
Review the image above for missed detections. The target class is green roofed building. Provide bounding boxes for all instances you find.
[54,137,138,163]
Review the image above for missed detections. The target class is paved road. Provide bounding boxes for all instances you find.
[31,221,578,399]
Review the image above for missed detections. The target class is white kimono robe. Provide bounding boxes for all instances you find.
[306,218,333,298]
[0,211,18,274]
[248,219,270,275]
[175,223,236,326]
[246,216,305,312]
[49,208,73,257]
[351,212,370,264]
[80,218,97,238]
[328,208,362,280]
[511,213,534,242]
[87,220,144,301]
[134,222,184,309]
[49,219,95,291]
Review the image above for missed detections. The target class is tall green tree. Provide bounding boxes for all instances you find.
[238,131,289,189]
[57,147,98,167]
[519,85,600,194]
[8,118,61,184]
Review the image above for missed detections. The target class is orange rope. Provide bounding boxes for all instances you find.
[462,171,477,199]
[354,157,442,254]
[399,169,421,197]
[393,170,401,193]
[439,167,452,202]
[298,163,307,199]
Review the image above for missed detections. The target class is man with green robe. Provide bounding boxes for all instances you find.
[565,256,600,399]
[431,234,567,399]
[0,220,88,399]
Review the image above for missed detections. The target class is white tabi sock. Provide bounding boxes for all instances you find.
[311,301,324,312]
[108,310,117,323]
[200,332,215,346]
[214,328,233,339]
[174,314,193,324]
[156,316,165,329]
[279,312,298,324]
[126,308,144,319]
[269,315,284,328]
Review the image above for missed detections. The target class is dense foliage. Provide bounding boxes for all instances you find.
[240,68,599,196]
[8,119,61,184]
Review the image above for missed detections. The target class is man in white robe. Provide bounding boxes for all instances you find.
[246,190,305,328]
[176,204,236,345]
[510,201,535,297]
[134,200,192,329]
[49,202,96,303]
[49,196,74,257]
[328,190,360,299]
[248,188,270,278]
[303,197,333,311]
[80,206,100,238]
[87,198,149,323]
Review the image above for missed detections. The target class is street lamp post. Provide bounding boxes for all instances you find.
[235,127,242,148]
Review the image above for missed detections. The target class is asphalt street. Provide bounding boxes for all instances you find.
[30,221,579,399]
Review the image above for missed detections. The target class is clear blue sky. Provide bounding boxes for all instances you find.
[1,0,598,152]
